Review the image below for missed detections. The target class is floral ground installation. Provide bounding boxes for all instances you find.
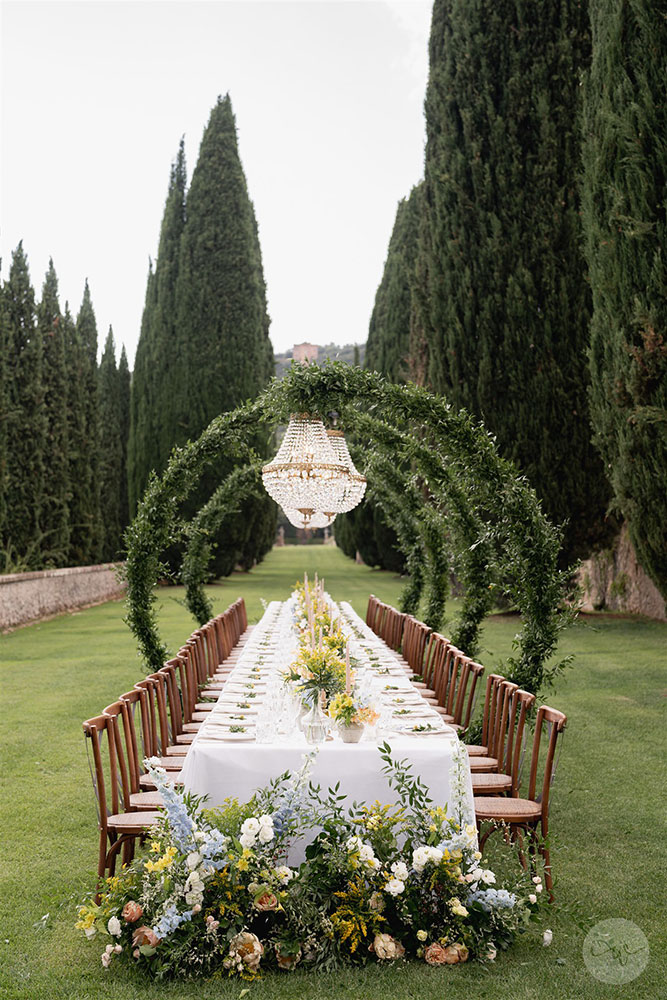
[77,748,546,980]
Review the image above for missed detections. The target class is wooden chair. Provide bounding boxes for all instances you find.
[466,673,505,757]
[468,680,518,772]
[401,617,432,676]
[471,688,535,795]
[475,705,567,898]
[449,658,485,731]
[412,631,449,692]
[366,594,379,628]
[82,712,159,896]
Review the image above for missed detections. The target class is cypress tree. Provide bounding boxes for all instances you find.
[97,327,123,560]
[0,282,8,554]
[418,0,611,564]
[117,344,131,534]
[365,184,422,383]
[3,243,46,567]
[67,283,100,564]
[38,260,70,565]
[129,140,187,511]
[173,95,273,443]
[581,0,667,596]
[128,260,157,513]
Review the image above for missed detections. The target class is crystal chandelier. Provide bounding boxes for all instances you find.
[262,414,366,516]
[262,414,349,513]
[326,430,367,512]
[284,508,336,530]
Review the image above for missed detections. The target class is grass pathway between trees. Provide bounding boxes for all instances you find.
[0,546,664,999]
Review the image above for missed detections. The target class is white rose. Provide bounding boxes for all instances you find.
[358,844,374,862]
[84,926,97,940]
[385,878,405,896]
[368,857,381,870]
[275,865,294,882]
[239,832,256,850]
[107,916,121,937]
[543,929,553,947]
[101,951,111,968]
[257,825,274,844]
[258,814,273,829]
[535,883,543,893]
[391,861,409,882]
[186,852,202,870]
[346,836,362,853]
[480,869,496,884]
[532,876,542,885]
[529,893,537,904]
[241,818,260,837]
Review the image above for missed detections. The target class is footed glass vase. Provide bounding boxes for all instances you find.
[302,692,329,744]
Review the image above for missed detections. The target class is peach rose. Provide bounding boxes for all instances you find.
[275,942,302,970]
[254,892,279,912]
[370,933,405,960]
[442,942,469,964]
[122,901,143,923]
[226,931,264,972]
[132,925,160,949]
[424,942,448,965]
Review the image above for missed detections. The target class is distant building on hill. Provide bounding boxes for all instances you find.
[274,341,365,378]
[293,342,319,363]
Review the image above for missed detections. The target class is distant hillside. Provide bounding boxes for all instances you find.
[274,342,366,379]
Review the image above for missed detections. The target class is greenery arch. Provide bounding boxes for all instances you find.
[124,363,572,693]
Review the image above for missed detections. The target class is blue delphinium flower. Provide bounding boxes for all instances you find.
[152,903,194,938]
[146,758,196,853]
[468,887,517,911]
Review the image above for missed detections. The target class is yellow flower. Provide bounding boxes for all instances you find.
[150,841,162,854]
[145,845,177,873]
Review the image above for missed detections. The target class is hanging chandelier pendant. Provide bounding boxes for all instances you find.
[262,414,366,517]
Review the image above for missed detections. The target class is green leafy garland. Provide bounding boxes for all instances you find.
[124,363,573,693]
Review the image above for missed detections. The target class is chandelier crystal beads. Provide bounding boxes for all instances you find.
[262,414,366,519]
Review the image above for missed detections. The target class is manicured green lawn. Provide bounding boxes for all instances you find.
[1,545,665,999]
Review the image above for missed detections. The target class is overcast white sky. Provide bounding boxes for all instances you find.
[1,0,431,365]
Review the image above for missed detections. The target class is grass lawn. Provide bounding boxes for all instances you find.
[1,545,665,999]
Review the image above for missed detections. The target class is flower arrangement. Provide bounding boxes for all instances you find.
[77,747,545,980]
[329,691,379,728]
[286,645,347,704]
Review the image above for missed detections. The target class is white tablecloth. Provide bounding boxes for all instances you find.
[180,599,476,834]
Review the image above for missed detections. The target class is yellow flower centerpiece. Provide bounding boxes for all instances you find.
[329,692,379,743]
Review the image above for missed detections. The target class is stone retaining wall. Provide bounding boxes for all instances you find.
[0,563,126,631]
[578,525,666,621]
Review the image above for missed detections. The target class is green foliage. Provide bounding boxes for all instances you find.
[97,327,124,561]
[2,243,46,568]
[182,462,269,624]
[365,184,422,383]
[117,344,130,532]
[581,0,667,596]
[334,499,406,574]
[417,0,611,565]
[38,260,70,566]
[125,363,571,695]
[69,281,100,564]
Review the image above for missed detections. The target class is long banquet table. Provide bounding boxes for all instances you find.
[180,597,476,837]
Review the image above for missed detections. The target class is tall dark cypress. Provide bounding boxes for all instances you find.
[582,0,667,596]
[173,95,273,444]
[3,243,46,567]
[0,283,9,553]
[418,0,610,564]
[366,185,422,383]
[38,260,70,565]
[128,260,157,513]
[129,140,187,512]
[117,344,131,534]
[67,282,100,563]
[97,327,123,560]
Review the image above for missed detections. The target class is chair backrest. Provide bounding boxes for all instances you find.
[83,713,117,827]
[381,606,406,651]
[402,617,432,674]
[478,673,504,749]
[366,594,378,628]
[501,688,536,795]
[526,705,567,820]
[451,658,485,729]
[372,601,388,638]
[488,680,519,760]
[213,613,233,663]
[116,687,153,790]
[237,597,248,633]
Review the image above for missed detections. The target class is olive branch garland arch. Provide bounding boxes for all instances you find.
[349,411,495,653]
[124,363,573,693]
[181,461,267,625]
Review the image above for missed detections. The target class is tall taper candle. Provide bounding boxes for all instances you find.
[345,638,351,693]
